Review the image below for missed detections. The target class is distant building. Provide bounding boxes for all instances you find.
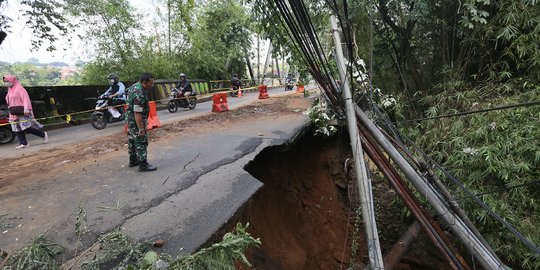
[60,66,78,80]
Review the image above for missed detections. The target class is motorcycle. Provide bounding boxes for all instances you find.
[285,80,294,91]
[167,88,197,113]
[90,93,125,130]
[0,106,15,144]
[230,85,242,97]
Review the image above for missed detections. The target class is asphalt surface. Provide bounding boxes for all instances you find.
[0,86,315,260]
[0,87,289,158]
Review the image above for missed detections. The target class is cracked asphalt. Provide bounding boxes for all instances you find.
[0,87,315,262]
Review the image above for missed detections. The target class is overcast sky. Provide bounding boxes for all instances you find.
[0,0,158,65]
[0,1,271,68]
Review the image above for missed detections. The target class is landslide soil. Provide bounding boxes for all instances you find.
[234,130,451,270]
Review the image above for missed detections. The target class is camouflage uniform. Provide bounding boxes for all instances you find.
[126,82,150,164]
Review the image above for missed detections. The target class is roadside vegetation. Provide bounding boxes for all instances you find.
[0,223,259,270]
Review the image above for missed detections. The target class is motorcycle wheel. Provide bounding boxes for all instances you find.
[167,100,178,113]
[188,98,197,110]
[90,111,108,130]
[0,127,15,144]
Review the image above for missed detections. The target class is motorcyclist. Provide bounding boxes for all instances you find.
[230,74,242,90]
[103,73,126,114]
[174,73,193,98]
[285,74,295,90]
[285,74,294,84]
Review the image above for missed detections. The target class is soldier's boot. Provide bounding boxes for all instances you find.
[138,160,157,172]
[129,156,140,167]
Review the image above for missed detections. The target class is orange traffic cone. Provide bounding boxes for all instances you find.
[146,101,161,130]
[237,88,243,97]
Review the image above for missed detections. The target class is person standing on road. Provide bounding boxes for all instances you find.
[126,72,157,172]
[3,75,48,149]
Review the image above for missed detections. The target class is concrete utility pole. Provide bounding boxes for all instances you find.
[330,15,384,269]
[275,57,281,78]
[262,41,273,84]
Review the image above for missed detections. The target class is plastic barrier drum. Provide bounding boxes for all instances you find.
[146,101,161,130]
[258,85,269,99]
[212,93,229,113]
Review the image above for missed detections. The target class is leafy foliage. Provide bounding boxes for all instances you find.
[163,223,260,270]
[1,233,63,270]
[74,223,259,270]
[67,0,252,83]
[304,98,338,137]
[80,229,149,270]
[399,82,540,268]
[186,0,252,80]
[0,0,70,51]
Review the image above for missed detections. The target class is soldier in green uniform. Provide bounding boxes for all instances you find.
[126,72,157,172]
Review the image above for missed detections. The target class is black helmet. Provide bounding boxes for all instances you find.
[179,73,186,78]
[233,73,238,77]
[107,73,119,84]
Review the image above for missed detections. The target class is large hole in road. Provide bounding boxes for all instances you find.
[238,129,365,269]
[226,127,450,270]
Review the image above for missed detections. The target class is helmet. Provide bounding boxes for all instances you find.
[107,73,119,84]
[179,73,186,79]
[233,73,238,77]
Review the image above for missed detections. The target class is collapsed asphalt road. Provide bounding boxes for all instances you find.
[0,88,316,263]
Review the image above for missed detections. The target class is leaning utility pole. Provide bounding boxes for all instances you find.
[330,15,384,269]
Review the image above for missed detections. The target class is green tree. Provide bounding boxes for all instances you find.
[186,0,252,79]
[0,0,71,51]
[66,0,141,79]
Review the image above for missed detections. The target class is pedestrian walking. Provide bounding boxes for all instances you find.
[126,72,157,172]
[3,75,48,149]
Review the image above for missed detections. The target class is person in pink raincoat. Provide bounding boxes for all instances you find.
[3,75,48,149]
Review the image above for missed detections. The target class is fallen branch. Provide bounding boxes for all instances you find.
[0,250,11,269]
